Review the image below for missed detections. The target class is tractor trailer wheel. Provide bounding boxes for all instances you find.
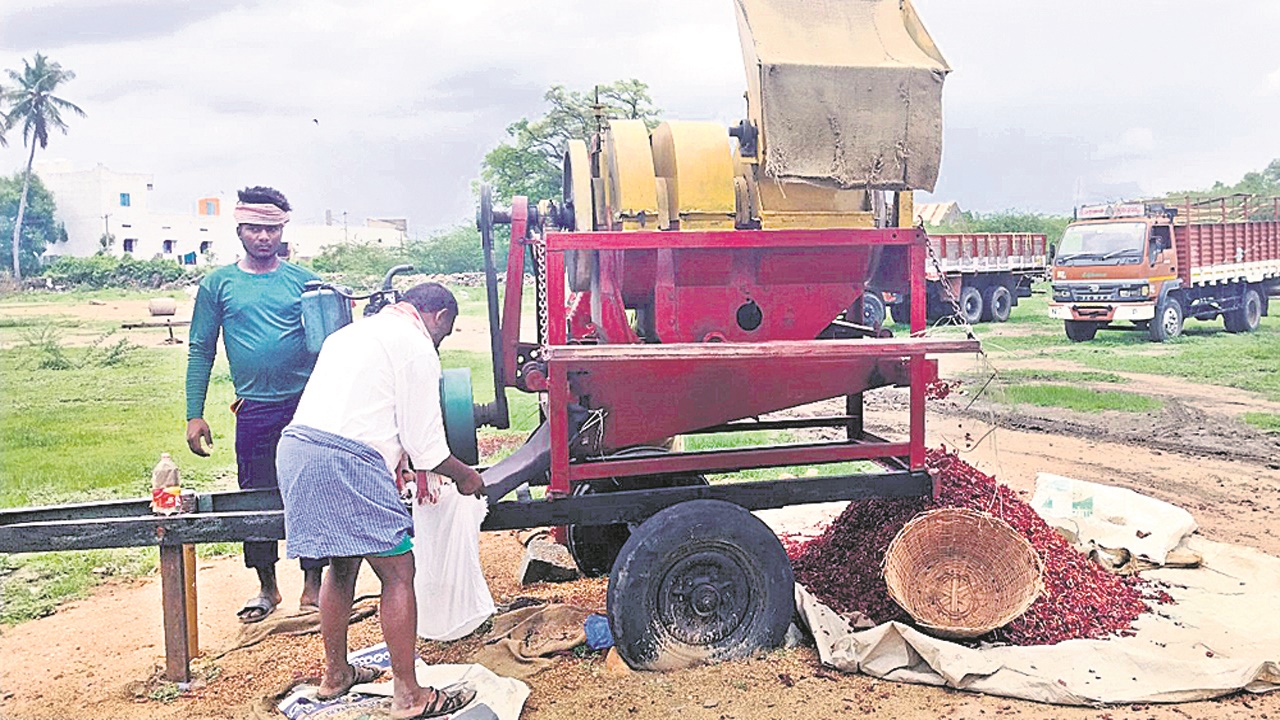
[1149,297,1185,342]
[983,285,1013,323]
[1224,288,1262,334]
[861,292,887,330]
[1064,320,1099,342]
[958,286,984,325]
[607,499,794,671]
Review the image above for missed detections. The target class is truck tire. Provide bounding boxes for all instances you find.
[1224,288,1262,334]
[889,299,912,326]
[984,285,1013,323]
[1149,297,1184,342]
[861,292,886,330]
[1064,320,1098,342]
[607,499,794,671]
[958,286,983,325]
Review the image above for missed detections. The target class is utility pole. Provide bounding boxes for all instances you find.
[342,211,348,243]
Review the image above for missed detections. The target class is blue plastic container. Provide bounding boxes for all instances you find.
[301,284,353,354]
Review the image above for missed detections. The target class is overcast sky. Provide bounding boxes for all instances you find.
[2,0,1279,233]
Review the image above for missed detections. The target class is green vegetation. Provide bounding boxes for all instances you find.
[994,383,1163,413]
[0,172,65,277]
[931,210,1071,247]
[307,224,507,279]
[1243,413,1280,434]
[481,79,662,204]
[682,430,880,483]
[992,368,1129,385]
[40,254,200,289]
[0,548,154,625]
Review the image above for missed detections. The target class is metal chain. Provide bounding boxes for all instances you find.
[531,237,549,352]
[923,237,981,347]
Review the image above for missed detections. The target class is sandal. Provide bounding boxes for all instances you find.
[236,595,278,624]
[315,663,385,701]
[395,683,477,719]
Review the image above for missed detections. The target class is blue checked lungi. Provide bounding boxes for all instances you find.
[276,424,412,559]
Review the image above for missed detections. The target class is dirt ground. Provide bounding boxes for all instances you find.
[2,301,1279,719]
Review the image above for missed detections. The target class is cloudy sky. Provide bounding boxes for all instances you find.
[2,0,1279,233]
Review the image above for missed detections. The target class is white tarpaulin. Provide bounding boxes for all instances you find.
[797,530,1280,704]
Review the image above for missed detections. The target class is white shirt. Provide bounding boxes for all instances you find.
[291,310,452,477]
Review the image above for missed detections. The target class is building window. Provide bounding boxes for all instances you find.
[146,183,154,191]
[162,240,175,254]
[121,223,132,229]
[199,241,212,253]
[123,239,137,253]
[119,193,131,207]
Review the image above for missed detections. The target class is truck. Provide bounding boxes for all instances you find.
[877,232,1050,326]
[1048,196,1280,342]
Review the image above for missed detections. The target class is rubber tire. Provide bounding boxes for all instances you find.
[889,298,912,326]
[607,499,794,671]
[567,468,708,578]
[984,285,1013,323]
[861,292,886,330]
[1064,320,1098,342]
[1224,288,1262,334]
[1149,297,1184,342]
[958,286,983,325]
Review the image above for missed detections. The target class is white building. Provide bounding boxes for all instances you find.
[34,160,408,266]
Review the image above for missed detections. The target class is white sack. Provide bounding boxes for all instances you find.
[412,484,495,641]
[1031,473,1197,565]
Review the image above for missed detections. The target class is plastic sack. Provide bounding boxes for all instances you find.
[584,614,614,650]
[412,482,495,641]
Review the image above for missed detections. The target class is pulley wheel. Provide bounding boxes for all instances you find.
[440,368,479,466]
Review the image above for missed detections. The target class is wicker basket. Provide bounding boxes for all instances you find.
[883,507,1044,639]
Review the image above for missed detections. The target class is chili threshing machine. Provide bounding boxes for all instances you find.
[461,0,978,670]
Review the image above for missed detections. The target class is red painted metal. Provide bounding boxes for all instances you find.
[498,198,528,386]
[567,441,913,482]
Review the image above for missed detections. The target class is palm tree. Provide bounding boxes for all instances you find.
[3,53,85,280]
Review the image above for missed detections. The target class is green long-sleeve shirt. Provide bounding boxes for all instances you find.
[185,262,319,420]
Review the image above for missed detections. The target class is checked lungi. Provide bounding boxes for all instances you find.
[276,424,413,559]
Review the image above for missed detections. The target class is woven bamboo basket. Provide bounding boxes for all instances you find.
[883,507,1044,639]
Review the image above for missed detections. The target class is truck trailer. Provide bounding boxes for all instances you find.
[879,232,1049,326]
[1048,197,1280,342]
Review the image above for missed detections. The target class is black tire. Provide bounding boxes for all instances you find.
[984,285,1013,323]
[1225,288,1262,334]
[607,499,794,671]
[1149,297,1184,342]
[958,285,983,325]
[1064,320,1098,342]
[567,449,707,578]
[861,291,886,330]
[889,297,912,326]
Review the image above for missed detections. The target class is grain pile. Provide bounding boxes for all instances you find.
[790,448,1173,645]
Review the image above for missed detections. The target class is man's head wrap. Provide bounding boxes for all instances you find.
[234,203,290,226]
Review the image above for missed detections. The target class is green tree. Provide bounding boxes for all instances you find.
[932,210,1072,245]
[2,53,86,280]
[0,172,65,276]
[480,79,662,204]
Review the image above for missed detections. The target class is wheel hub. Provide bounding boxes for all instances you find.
[659,551,751,646]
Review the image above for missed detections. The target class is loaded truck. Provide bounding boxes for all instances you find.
[1048,197,1280,342]
[877,232,1049,326]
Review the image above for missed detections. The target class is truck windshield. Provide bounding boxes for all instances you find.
[1056,222,1147,265]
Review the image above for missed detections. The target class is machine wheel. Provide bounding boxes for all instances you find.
[1224,288,1262,334]
[958,286,983,325]
[861,292,886,330]
[566,449,708,578]
[889,297,912,326]
[607,499,794,671]
[1064,320,1098,342]
[984,285,1013,323]
[1149,297,1184,342]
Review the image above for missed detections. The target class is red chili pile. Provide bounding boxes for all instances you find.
[790,447,1173,646]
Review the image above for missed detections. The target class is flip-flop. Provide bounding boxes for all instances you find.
[298,603,320,615]
[395,683,477,720]
[315,663,385,701]
[236,595,278,624]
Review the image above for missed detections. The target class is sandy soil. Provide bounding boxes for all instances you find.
[2,303,1278,719]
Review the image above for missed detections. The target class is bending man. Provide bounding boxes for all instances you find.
[277,282,483,719]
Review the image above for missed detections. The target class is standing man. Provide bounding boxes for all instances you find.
[186,186,326,623]
[276,283,482,718]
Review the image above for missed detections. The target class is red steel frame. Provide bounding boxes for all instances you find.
[518,221,949,497]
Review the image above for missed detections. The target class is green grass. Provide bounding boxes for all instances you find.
[682,430,881,482]
[993,368,1129,384]
[0,548,156,624]
[1243,412,1280,434]
[994,383,1163,413]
